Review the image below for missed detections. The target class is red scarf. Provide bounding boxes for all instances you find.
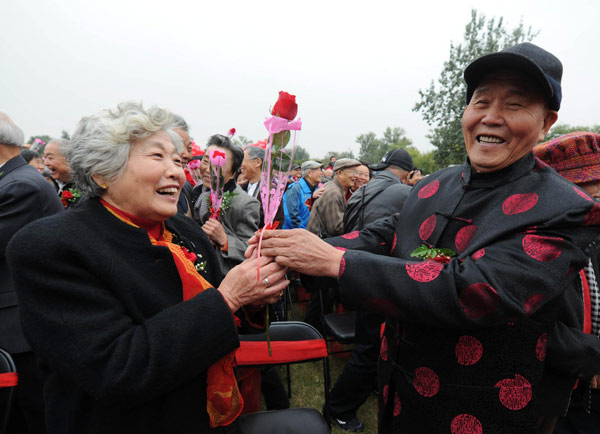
[100,199,243,427]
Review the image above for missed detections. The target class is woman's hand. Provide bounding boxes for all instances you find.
[218,255,289,312]
[245,229,343,278]
[202,218,228,248]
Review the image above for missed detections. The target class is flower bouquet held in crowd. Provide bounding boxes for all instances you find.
[256,91,302,354]
[207,149,228,220]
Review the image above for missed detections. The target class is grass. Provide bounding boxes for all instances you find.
[277,355,378,434]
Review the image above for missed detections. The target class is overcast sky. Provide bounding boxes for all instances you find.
[1,0,598,159]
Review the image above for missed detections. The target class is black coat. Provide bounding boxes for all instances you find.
[343,170,412,232]
[0,155,63,353]
[327,154,600,434]
[6,198,240,434]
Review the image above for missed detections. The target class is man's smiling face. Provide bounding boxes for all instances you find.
[462,71,558,173]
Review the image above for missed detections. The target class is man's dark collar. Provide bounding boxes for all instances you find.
[0,155,27,181]
[461,153,535,189]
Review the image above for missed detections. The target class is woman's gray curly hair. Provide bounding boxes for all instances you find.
[67,101,183,199]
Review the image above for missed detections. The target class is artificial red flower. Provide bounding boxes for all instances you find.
[431,254,451,264]
[271,91,298,121]
[228,128,236,137]
[62,191,73,200]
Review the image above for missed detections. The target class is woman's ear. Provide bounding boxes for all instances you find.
[92,174,107,190]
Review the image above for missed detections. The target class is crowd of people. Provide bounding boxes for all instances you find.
[0,41,599,434]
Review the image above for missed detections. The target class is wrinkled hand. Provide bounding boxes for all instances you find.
[218,255,288,312]
[202,218,227,247]
[591,374,600,389]
[312,185,326,200]
[245,229,343,278]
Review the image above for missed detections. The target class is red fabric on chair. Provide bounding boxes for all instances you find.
[0,372,17,388]
[236,340,328,366]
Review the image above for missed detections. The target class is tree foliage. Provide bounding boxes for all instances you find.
[357,127,412,163]
[413,9,538,168]
[355,127,437,174]
[232,135,253,149]
[545,123,600,141]
[27,135,52,145]
[293,145,310,163]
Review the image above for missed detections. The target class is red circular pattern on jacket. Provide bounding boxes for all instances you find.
[524,293,546,315]
[419,215,437,241]
[472,248,485,261]
[335,246,347,251]
[391,233,397,254]
[413,367,440,397]
[495,374,532,410]
[338,257,346,278]
[584,202,600,226]
[418,179,440,199]
[380,336,388,361]
[502,193,539,215]
[382,384,389,405]
[522,234,563,262]
[455,225,478,253]
[455,336,483,366]
[459,283,499,319]
[450,414,483,434]
[574,186,593,202]
[536,333,548,361]
[393,392,401,416]
[341,231,359,240]
[405,261,444,283]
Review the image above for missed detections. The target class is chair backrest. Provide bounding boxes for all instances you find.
[237,321,328,366]
[0,348,17,434]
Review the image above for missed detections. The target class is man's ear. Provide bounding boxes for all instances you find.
[539,110,558,142]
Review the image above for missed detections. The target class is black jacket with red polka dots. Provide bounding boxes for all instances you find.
[327,153,600,434]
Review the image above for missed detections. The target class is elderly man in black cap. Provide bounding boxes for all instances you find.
[344,148,415,232]
[249,43,600,434]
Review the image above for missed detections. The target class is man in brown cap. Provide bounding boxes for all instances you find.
[307,158,361,238]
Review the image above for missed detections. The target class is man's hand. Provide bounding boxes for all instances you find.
[312,185,326,200]
[591,374,600,389]
[245,229,344,278]
[202,218,228,247]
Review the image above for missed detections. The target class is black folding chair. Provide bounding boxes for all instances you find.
[0,348,17,434]
[237,321,332,427]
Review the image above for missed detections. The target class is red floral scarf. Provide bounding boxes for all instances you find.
[99,199,243,427]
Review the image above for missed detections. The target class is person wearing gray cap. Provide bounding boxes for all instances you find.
[249,43,600,434]
[282,160,324,230]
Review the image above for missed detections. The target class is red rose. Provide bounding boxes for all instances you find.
[271,91,298,120]
[62,191,73,200]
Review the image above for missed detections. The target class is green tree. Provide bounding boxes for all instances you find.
[232,135,253,149]
[61,130,71,140]
[407,148,437,175]
[545,123,600,141]
[357,127,412,163]
[28,135,52,145]
[292,145,310,163]
[337,150,356,159]
[413,9,538,167]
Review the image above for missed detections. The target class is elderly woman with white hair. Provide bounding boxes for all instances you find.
[6,101,288,434]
